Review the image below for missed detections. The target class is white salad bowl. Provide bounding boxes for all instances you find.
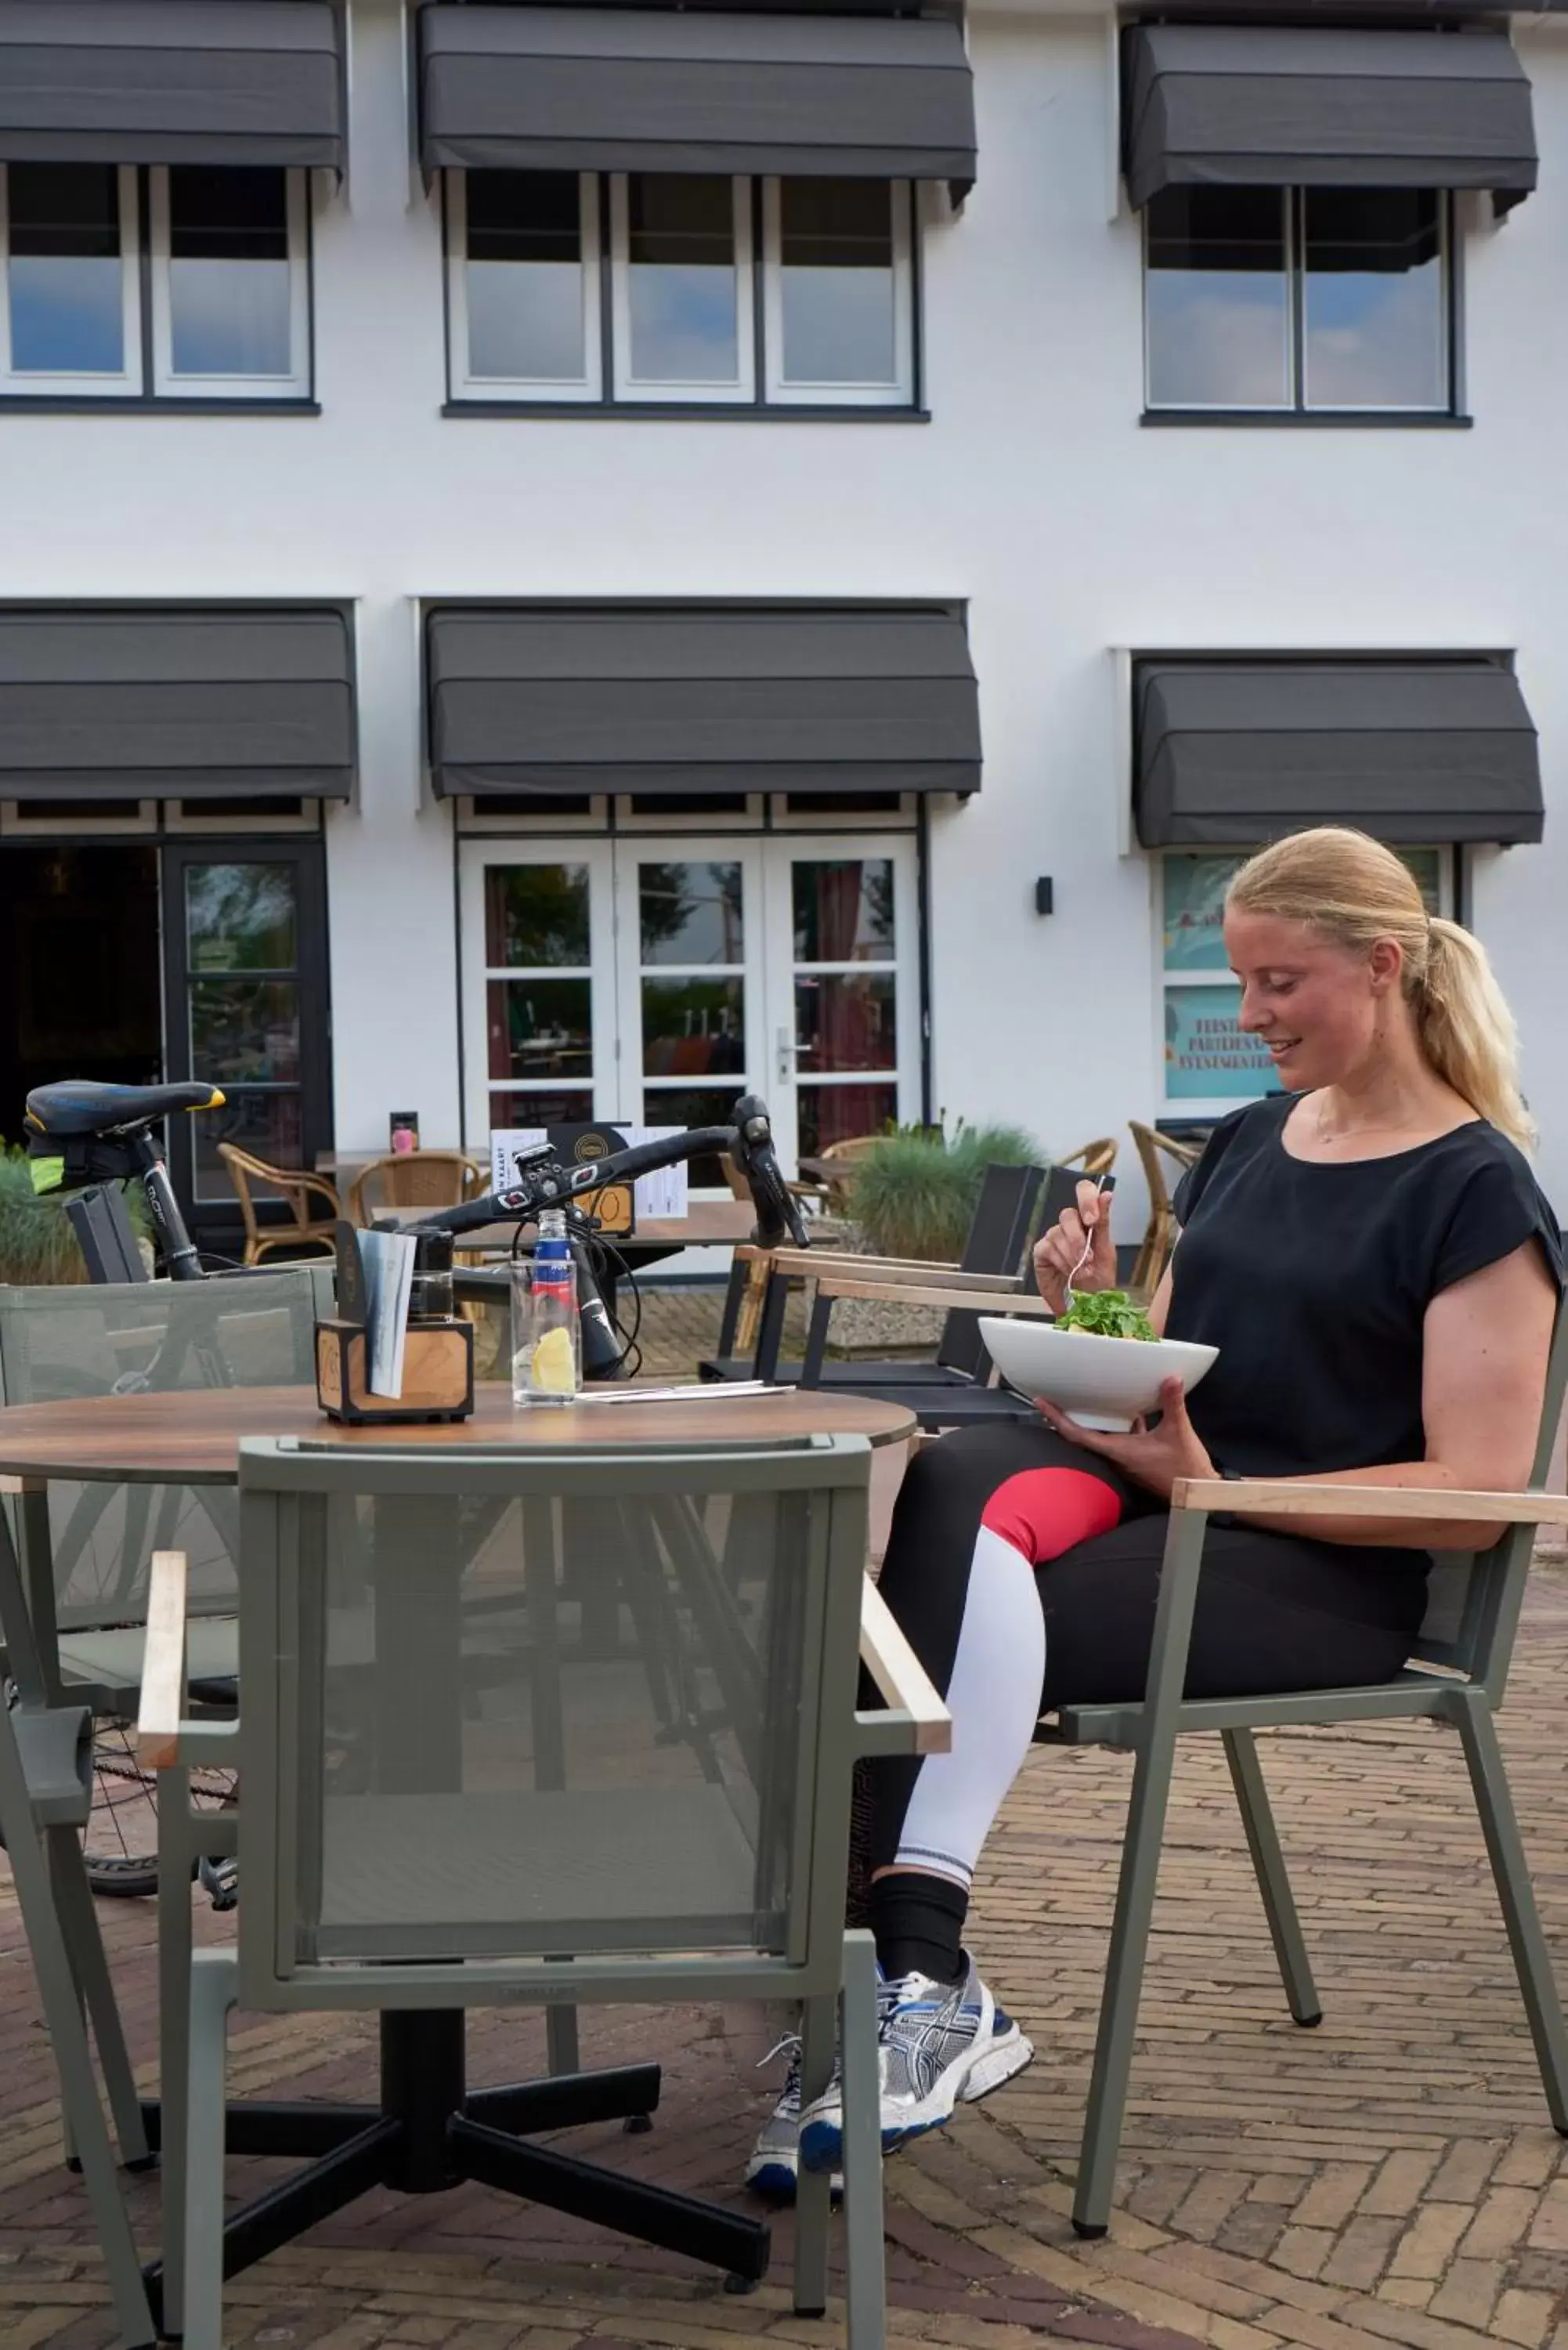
[977,1318,1219,1433]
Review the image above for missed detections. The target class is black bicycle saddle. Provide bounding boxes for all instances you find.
[25,1080,225,1140]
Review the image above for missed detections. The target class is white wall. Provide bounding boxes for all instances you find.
[3,0,1564,1213]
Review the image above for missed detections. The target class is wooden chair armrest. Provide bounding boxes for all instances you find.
[136,1549,190,1769]
[739,1246,964,1278]
[812,1274,1054,1314]
[859,1577,952,1755]
[1172,1478,1568,1528]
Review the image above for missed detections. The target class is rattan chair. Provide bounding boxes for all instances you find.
[349,1150,484,1225]
[1061,1137,1118,1180]
[1127,1121,1202,1296]
[218,1142,340,1266]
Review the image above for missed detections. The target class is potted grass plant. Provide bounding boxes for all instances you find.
[826,1117,1042,1355]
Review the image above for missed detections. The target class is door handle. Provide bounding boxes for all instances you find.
[775,1025,797,1086]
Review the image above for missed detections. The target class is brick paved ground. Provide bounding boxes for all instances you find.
[4,1289,1567,2346]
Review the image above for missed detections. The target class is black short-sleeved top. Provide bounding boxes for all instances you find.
[1167,1093,1563,1484]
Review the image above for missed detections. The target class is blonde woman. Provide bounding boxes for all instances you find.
[750,826,1561,2196]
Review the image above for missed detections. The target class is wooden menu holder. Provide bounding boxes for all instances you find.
[316,1221,475,1425]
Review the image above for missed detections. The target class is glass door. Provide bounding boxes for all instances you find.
[761,837,919,1166]
[612,844,764,1188]
[161,841,332,1232]
[458,843,618,1141]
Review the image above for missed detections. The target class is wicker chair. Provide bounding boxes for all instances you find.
[1127,1122,1203,1296]
[349,1151,484,1226]
[1060,1137,1118,1180]
[217,1144,341,1267]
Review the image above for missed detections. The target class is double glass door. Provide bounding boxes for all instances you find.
[461,834,919,1180]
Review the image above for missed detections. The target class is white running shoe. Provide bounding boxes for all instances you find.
[797,1953,1032,2174]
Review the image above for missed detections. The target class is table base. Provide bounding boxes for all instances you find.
[138,2011,770,2337]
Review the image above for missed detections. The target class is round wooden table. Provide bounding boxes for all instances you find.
[0,1383,916,1488]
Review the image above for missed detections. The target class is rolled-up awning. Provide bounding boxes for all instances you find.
[1133,658,1542,848]
[426,605,981,800]
[417,5,977,193]
[0,1,345,171]
[1122,24,1536,215]
[0,608,356,801]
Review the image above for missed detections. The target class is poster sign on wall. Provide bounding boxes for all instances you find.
[1165,986,1281,1100]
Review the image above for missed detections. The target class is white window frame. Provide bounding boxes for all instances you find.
[610,173,754,405]
[446,168,602,403]
[1153,844,1454,1117]
[613,837,765,1159]
[149,164,310,400]
[0,163,140,397]
[761,177,915,407]
[1143,185,1294,416]
[763,832,919,1170]
[458,839,619,1147]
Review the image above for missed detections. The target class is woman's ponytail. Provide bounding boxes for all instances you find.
[1416,916,1534,1153]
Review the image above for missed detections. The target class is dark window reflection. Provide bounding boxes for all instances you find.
[466,170,586,381]
[487,978,593,1082]
[484,866,591,967]
[8,163,124,374]
[639,1085,746,1188]
[795,974,895,1073]
[792,859,894,962]
[168,165,291,376]
[1146,186,1289,409]
[1302,190,1445,410]
[641,978,746,1076]
[798,1083,896,1159]
[779,179,896,385]
[639,862,744,964]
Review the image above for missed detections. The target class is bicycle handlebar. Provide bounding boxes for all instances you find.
[417,1094,808,1251]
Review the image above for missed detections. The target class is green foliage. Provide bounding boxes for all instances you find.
[847,1117,1042,1264]
[0,1144,146,1286]
[1057,1289,1157,1342]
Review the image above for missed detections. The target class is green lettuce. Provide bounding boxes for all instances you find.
[1056,1290,1157,1343]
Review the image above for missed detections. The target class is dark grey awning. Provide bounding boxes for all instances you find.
[427,606,981,799]
[1122,24,1537,214]
[0,609,356,801]
[1133,660,1542,848]
[418,6,976,192]
[0,2,345,170]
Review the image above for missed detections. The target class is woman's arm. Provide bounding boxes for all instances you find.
[1234,1242,1555,1549]
[1037,1243,1556,1550]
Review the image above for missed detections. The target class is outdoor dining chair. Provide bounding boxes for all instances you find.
[349,1148,484,1224]
[1053,1300,1568,2237]
[217,1141,341,1265]
[0,1497,156,2348]
[704,1159,1048,1387]
[139,1432,948,2348]
[1127,1122,1202,1296]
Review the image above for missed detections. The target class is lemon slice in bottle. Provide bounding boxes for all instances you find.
[530,1325,577,1394]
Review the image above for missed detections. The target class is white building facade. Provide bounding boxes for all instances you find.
[1,0,1564,1249]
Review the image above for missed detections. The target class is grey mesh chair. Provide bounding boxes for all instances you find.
[0,1270,322,1715]
[139,1434,948,2349]
[0,1495,156,2347]
[1057,1303,1568,2238]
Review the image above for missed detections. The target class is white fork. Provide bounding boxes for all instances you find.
[1062,1178,1107,1314]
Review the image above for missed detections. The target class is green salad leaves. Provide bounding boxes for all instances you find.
[1056,1289,1157,1343]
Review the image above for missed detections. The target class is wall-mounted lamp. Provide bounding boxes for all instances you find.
[1034,877,1054,916]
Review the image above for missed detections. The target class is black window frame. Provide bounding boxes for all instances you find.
[160,836,334,1254]
[441,167,927,421]
[1142,185,1459,424]
[0,160,319,414]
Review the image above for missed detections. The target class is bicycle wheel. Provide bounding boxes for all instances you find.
[84,1713,237,1898]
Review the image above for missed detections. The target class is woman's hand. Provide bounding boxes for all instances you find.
[1034,1376,1215,1503]
[1033,1179,1117,1311]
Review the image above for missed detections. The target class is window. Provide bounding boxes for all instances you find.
[0,161,310,401]
[446,170,916,410]
[0,164,139,395]
[1145,187,1452,415]
[1157,848,1447,1114]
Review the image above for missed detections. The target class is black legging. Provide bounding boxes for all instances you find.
[865,1421,1429,1884]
